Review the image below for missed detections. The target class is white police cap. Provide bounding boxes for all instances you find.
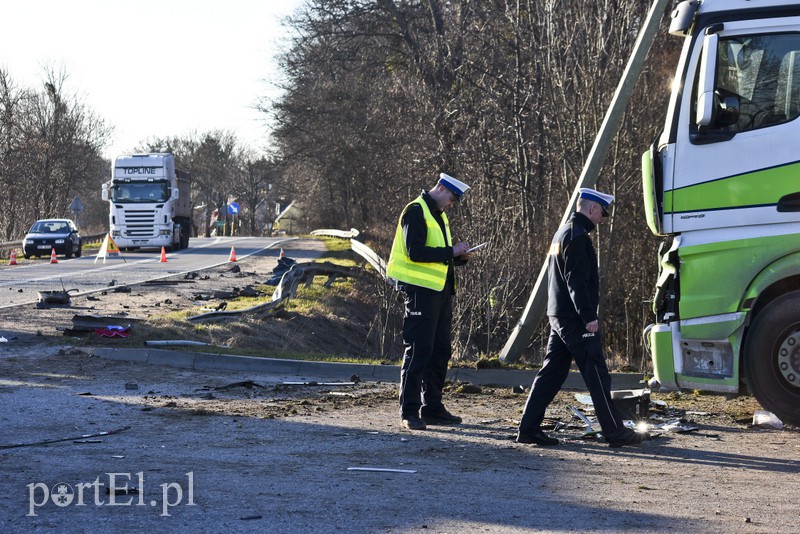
[579,187,614,217]
[438,173,470,201]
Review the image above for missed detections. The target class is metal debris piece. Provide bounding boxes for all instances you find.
[659,420,700,433]
[568,405,596,432]
[752,410,783,430]
[346,467,417,474]
[37,289,77,305]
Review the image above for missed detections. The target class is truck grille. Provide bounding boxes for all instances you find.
[122,209,158,237]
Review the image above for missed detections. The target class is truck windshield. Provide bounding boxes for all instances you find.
[704,32,800,132]
[111,182,170,203]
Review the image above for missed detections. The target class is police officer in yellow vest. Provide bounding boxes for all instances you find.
[387,173,473,430]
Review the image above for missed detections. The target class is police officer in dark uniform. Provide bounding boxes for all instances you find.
[386,173,472,431]
[516,188,646,448]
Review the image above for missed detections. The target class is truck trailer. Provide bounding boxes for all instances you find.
[102,153,192,251]
[643,0,800,425]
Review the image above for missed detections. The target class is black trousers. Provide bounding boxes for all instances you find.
[518,316,627,440]
[398,289,453,418]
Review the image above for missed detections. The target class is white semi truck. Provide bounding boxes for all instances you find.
[643,0,800,425]
[102,153,192,251]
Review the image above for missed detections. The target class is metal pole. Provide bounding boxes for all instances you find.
[499,0,671,362]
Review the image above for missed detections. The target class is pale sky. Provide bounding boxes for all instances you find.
[0,0,304,159]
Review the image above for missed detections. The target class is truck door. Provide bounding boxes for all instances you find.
[669,18,800,234]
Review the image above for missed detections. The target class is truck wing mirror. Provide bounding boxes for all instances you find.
[101,184,109,202]
[173,187,180,199]
[669,0,699,37]
[696,32,719,128]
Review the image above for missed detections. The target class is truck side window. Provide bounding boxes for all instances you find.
[704,33,800,133]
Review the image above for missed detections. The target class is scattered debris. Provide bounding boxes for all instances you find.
[568,405,596,432]
[214,381,266,391]
[94,325,131,338]
[69,314,143,334]
[611,389,651,421]
[266,256,297,285]
[346,467,417,474]
[752,410,783,430]
[455,383,482,394]
[511,385,526,394]
[125,382,139,390]
[658,420,700,433]
[37,289,78,305]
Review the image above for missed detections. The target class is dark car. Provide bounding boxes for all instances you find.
[23,219,82,259]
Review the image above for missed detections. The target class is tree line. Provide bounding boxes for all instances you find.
[266,0,680,368]
[0,67,289,242]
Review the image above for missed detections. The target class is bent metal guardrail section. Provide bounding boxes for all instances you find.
[187,228,393,323]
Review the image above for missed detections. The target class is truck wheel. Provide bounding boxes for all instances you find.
[744,291,800,426]
[181,225,190,249]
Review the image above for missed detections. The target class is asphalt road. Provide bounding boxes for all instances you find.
[0,236,295,309]
[0,348,797,533]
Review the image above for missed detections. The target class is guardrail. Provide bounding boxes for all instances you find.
[0,233,107,258]
[311,228,360,239]
[186,228,395,323]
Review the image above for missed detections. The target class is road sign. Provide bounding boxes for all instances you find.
[69,196,84,214]
[227,202,240,215]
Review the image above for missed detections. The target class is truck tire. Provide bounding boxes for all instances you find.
[181,223,190,249]
[743,291,800,426]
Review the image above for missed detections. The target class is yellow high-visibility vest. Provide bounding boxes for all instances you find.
[386,197,453,291]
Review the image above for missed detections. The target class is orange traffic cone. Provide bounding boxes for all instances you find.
[160,246,168,263]
[50,248,58,264]
[9,249,17,265]
[279,248,285,258]
[228,246,237,262]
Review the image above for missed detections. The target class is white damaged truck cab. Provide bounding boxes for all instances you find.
[643,0,800,425]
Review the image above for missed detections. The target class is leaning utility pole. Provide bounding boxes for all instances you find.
[499,0,672,362]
